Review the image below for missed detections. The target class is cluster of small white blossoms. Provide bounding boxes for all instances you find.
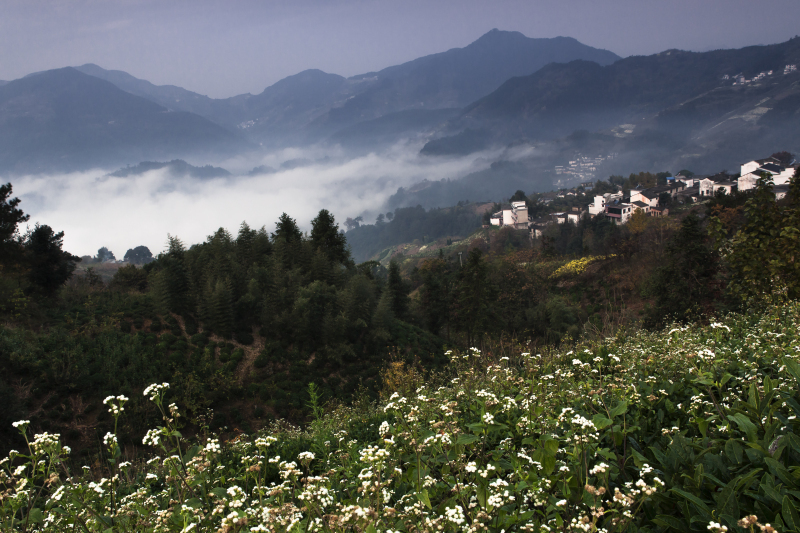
[103,432,117,447]
[30,431,62,455]
[298,475,335,510]
[589,463,609,475]
[142,428,161,446]
[143,382,169,401]
[444,504,466,525]
[255,435,277,447]
[103,394,128,415]
[298,451,315,462]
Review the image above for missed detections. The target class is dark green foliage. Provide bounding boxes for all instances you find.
[417,256,454,336]
[386,261,409,321]
[452,249,495,346]
[0,183,28,262]
[109,264,148,292]
[123,245,153,265]
[344,204,482,262]
[644,214,717,328]
[710,170,800,302]
[95,247,115,262]
[152,235,191,314]
[23,224,79,296]
[310,209,350,265]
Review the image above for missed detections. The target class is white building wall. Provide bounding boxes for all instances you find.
[588,195,606,216]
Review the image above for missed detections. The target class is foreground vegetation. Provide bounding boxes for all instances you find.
[3,300,800,532]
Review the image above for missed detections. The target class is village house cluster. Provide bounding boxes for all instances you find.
[554,153,617,184]
[488,154,797,239]
[721,64,797,85]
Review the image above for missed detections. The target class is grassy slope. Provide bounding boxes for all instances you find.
[4,300,800,531]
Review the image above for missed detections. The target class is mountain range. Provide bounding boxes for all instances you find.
[0,68,243,173]
[429,37,800,172]
[2,30,800,178]
[0,30,620,172]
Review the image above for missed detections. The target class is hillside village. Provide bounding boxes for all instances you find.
[489,153,798,238]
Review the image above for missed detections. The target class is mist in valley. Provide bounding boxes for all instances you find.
[10,142,498,258]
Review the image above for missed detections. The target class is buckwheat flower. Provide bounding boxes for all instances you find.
[556,499,567,507]
[708,521,728,532]
[445,505,466,525]
[379,421,390,436]
[465,461,477,473]
[590,463,608,475]
[12,420,30,430]
[104,432,118,447]
[483,412,495,424]
[143,429,161,446]
[298,451,315,463]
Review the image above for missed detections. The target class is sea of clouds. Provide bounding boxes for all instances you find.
[11,143,494,258]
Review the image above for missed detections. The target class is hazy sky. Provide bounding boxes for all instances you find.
[3,0,799,98]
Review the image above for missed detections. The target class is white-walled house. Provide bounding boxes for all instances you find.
[566,208,587,224]
[605,202,635,224]
[739,164,797,191]
[588,192,623,216]
[631,201,651,215]
[629,189,659,208]
[699,174,738,197]
[741,157,780,176]
[491,201,529,229]
[588,195,606,216]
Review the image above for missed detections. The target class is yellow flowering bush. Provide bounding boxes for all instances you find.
[549,255,616,279]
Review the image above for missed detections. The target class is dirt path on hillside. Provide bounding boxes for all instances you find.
[171,314,263,385]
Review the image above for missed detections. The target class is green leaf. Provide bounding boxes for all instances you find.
[28,508,43,523]
[456,434,480,446]
[592,414,613,430]
[185,498,203,509]
[728,413,758,442]
[366,524,378,533]
[609,401,628,418]
[476,483,488,508]
[652,515,687,531]
[784,358,800,388]
[697,417,709,438]
[544,439,559,455]
[715,479,739,522]
[783,495,800,531]
[418,489,431,510]
[543,455,556,475]
[724,439,744,465]
[669,488,712,517]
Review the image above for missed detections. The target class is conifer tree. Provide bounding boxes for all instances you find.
[156,235,191,314]
[211,278,234,339]
[310,209,350,265]
[453,248,493,346]
[24,224,78,296]
[386,260,409,321]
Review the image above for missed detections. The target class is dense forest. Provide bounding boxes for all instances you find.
[343,203,484,262]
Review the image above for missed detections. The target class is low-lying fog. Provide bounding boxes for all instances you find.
[12,143,494,258]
